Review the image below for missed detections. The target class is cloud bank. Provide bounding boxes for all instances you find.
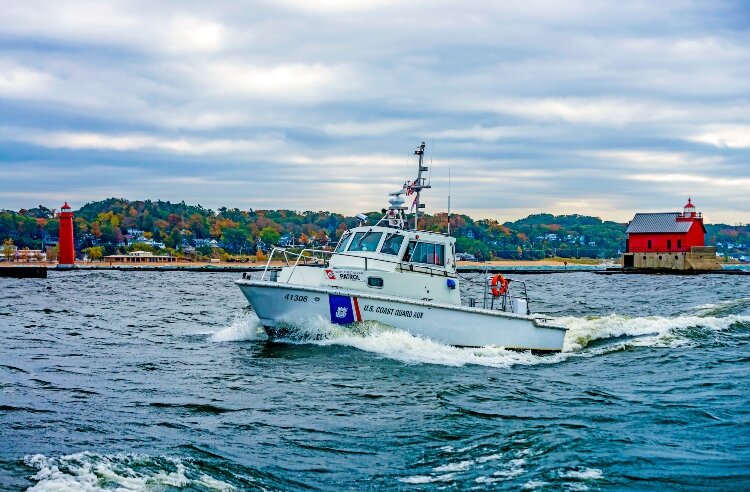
[0,0,748,223]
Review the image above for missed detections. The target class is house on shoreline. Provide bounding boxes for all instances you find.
[103,250,176,264]
[621,198,720,270]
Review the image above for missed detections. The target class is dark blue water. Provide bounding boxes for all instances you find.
[1,270,749,490]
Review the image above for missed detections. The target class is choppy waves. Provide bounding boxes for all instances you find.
[24,452,236,492]
[209,308,750,368]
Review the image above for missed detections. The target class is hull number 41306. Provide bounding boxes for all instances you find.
[284,294,308,302]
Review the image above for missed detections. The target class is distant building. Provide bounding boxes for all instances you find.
[1,246,46,262]
[130,236,165,249]
[278,234,295,247]
[622,198,719,270]
[103,251,176,264]
[16,249,46,261]
[194,238,219,248]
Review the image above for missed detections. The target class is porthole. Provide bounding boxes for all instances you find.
[658,255,662,260]
[675,255,678,260]
[367,277,384,288]
[642,256,646,260]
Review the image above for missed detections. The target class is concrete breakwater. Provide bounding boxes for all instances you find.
[0,266,47,278]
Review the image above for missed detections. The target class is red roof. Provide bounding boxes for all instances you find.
[683,197,695,209]
[61,202,71,209]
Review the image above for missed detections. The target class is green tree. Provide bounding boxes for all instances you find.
[164,228,182,249]
[260,226,280,247]
[221,228,251,253]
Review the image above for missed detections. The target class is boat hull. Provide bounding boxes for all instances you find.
[236,280,566,352]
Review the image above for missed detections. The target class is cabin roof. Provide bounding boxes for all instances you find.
[344,225,454,242]
[626,213,694,234]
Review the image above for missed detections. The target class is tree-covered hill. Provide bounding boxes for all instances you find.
[1,198,748,261]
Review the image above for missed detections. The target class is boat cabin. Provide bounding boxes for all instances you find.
[328,226,456,274]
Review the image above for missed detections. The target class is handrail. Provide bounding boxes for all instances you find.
[481,276,530,315]
[259,246,456,281]
[260,247,329,281]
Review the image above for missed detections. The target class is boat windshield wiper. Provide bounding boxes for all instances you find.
[353,228,373,248]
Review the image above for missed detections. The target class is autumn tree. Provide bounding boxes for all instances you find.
[83,246,104,261]
[2,238,15,261]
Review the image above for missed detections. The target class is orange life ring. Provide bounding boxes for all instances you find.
[490,274,509,297]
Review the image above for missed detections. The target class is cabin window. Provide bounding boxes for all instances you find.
[335,233,352,253]
[367,277,384,288]
[677,239,682,249]
[380,234,404,255]
[347,231,383,252]
[667,239,672,250]
[647,239,652,250]
[406,241,445,266]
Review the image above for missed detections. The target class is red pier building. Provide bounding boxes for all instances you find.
[622,198,719,270]
[57,202,75,268]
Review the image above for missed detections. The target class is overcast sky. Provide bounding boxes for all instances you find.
[0,0,748,223]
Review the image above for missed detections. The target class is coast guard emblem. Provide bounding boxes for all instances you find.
[325,269,336,280]
[328,295,362,324]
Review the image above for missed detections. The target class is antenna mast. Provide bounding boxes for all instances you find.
[413,141,430,229]
[447,168,451,235]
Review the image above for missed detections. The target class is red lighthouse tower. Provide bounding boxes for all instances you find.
[58,202,75,267]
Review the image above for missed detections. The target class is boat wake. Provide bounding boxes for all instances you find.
[23,452,237,492]
[558,312,749,352]
[688,296,750,317]
[210,309,750,368]
[209,312,267,342]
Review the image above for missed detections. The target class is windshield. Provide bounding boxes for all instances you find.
[347,231,383,252]
[335,233,351,253]
[380,234,404,255]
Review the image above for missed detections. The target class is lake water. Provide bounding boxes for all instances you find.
[1,270,749,490]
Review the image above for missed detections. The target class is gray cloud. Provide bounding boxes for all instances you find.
[0,0,748,223]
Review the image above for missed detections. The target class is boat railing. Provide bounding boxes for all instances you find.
[259,246,455,281]
[481,277,531,315]
[260,247,331,280]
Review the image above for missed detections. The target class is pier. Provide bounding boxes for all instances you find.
[0,266,47,278]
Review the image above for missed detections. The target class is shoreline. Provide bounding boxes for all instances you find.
[1,257,619,269]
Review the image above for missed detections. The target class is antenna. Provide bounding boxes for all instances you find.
[447,167,451,235]
[428,138,434,187]
[412,141,429,229]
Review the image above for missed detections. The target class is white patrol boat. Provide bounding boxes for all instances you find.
[236,142,567,352]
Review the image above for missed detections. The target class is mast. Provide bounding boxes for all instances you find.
[447,168,451,235]
[375,141,432,231]
[412,142,430,229]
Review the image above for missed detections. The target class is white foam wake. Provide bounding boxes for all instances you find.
[276,314,564,368]
[24,452,235,492]
[210,312,267,342]
[559,313,750,352]
[689,297,750,317]
[271,309,750,368]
